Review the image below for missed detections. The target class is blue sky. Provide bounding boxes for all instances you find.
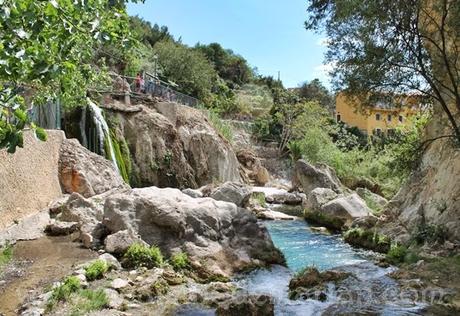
[127,0,331,89]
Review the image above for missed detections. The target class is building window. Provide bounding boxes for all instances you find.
[399,115,404,123]
[337,114,341,122]
[376,113,381,121]
[374,128,382,136]
[388,114,392,122]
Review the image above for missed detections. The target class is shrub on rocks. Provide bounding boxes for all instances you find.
[123,243,164,269]
[85,260,109,281]
[170,252,189,271]
[386,244,408,264]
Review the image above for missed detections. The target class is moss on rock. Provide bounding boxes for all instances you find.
[304,209,345,231]
[343,227,391,253]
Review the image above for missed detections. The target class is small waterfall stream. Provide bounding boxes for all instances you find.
[235,219,428,315]
[87,99,120,173]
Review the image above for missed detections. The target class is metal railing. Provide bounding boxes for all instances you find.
[109,72,200,108]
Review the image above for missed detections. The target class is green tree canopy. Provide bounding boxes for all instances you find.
[0,0,139,152]
[306,0,460,142]
[154,40,218,99]
[298,79,334,112]
[195,43,254,87]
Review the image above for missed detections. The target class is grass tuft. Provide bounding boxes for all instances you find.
[85,260,109,281]
[0,243,13,269]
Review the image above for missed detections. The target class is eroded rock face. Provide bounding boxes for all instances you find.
[104,230,147,255]
[109,101,241,189]
[293,160,343,194]
[103,187,285,276]
[237,149,270,186]
[381,137,460,242]
[55,192,108,247]
[59,139,127,197]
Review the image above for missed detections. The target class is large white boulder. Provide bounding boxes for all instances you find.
[102,187,284,276]
[320,193,372,227]
[293,160,342,194]
[304,188,339,211]
[210,182,252,207]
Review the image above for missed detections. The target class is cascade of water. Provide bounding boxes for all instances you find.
[87,99,120,173]
[79,105,88,148]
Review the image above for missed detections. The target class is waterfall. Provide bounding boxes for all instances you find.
[79,105,88,148]
[87,99,120,174]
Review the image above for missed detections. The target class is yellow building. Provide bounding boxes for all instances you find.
[335,93,422,136]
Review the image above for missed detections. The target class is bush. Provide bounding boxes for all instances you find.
[170,252,189,271]
[124,243,164,269]
[85,260,108,281]
[287,141,302,162]
[386,244,408,264]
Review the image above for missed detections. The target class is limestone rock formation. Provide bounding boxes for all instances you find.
[252,187,304,205]
[381,137,460,243]
[288,267,350,301]
[108,101,241,188]
[102,187,284,276]
[304,190,372,230]
[320,194,372,227]
[356,188,388,209]
[237,149,270,186]
[59,138,127,197]
[104,230,147,255]
[304,188,338,211]
[293,160,343,194]
[210,182,252,207]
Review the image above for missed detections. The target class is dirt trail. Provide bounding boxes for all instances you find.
[0,236,96,316]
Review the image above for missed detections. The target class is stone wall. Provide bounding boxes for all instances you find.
[0,130,64,229]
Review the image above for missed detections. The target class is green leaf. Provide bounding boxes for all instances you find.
[13,107,27,121]
[35,127,47,141]
[44,2,58,17]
